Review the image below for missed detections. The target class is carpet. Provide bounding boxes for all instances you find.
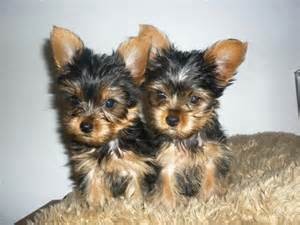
[28,132,300,225]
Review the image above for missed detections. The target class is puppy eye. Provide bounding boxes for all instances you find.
[105,99,116,108]
[69,96,80,106]
[156,90,166,100]
[190,95,200,104]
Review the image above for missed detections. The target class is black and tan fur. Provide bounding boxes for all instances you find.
[50,26,157,207]
[138,25,247,207]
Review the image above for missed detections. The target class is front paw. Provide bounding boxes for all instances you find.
[86,191,107,208]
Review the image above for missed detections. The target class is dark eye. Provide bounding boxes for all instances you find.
[190,95,200,104]
[105,99,116,108]
[156,90,166,100]
[69,96,80,106]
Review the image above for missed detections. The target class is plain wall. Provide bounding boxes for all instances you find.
[0,0,299,224]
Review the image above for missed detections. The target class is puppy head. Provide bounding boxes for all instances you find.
[50,26,148,146]
[141,25,247,139]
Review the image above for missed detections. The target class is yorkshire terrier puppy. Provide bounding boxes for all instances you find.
[138,25,247,206]
[50,26,158,207]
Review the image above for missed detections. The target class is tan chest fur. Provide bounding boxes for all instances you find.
[157,143,194,179]
[155,141,231,206]
[71,146,154,207]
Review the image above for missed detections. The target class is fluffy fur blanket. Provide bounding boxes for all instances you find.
[28,132,300,225]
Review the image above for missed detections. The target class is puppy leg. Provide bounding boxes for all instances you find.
[84,170,108,207]
[201,142,232,200]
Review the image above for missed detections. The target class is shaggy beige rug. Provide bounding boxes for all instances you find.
[28,132,300,225]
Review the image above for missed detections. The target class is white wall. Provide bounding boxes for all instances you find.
[0,0,299,224]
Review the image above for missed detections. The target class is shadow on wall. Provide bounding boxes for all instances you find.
[42,40,73,183]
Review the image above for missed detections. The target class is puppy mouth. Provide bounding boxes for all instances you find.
[163,128,182,138]
[72,133,92,141]
[81,133,92,138]
[164,127,195,140]
[72,134,103,147]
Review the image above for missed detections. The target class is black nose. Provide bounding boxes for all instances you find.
[80,121,93,133]
[166,115,179,127]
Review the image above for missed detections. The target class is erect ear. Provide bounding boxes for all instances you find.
[117,24,170,85]
[138,24,171,59]
[204,39,247,86]
[117,36,151,85]
[50,26,84,71]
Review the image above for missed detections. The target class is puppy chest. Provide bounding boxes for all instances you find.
[158,144,202,197]
[104,150,151,197]
[105,171,131,197]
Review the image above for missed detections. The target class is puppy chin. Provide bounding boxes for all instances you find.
[79,136,104,147]
[66,130,103,147]
[159,127,191,140]
[171,132,193,140]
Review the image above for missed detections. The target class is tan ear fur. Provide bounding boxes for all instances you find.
[204,39,247,86]
[138,24,171,59]
[50,26,84,70]
[117,24,170,85]
[117,36,151,85]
